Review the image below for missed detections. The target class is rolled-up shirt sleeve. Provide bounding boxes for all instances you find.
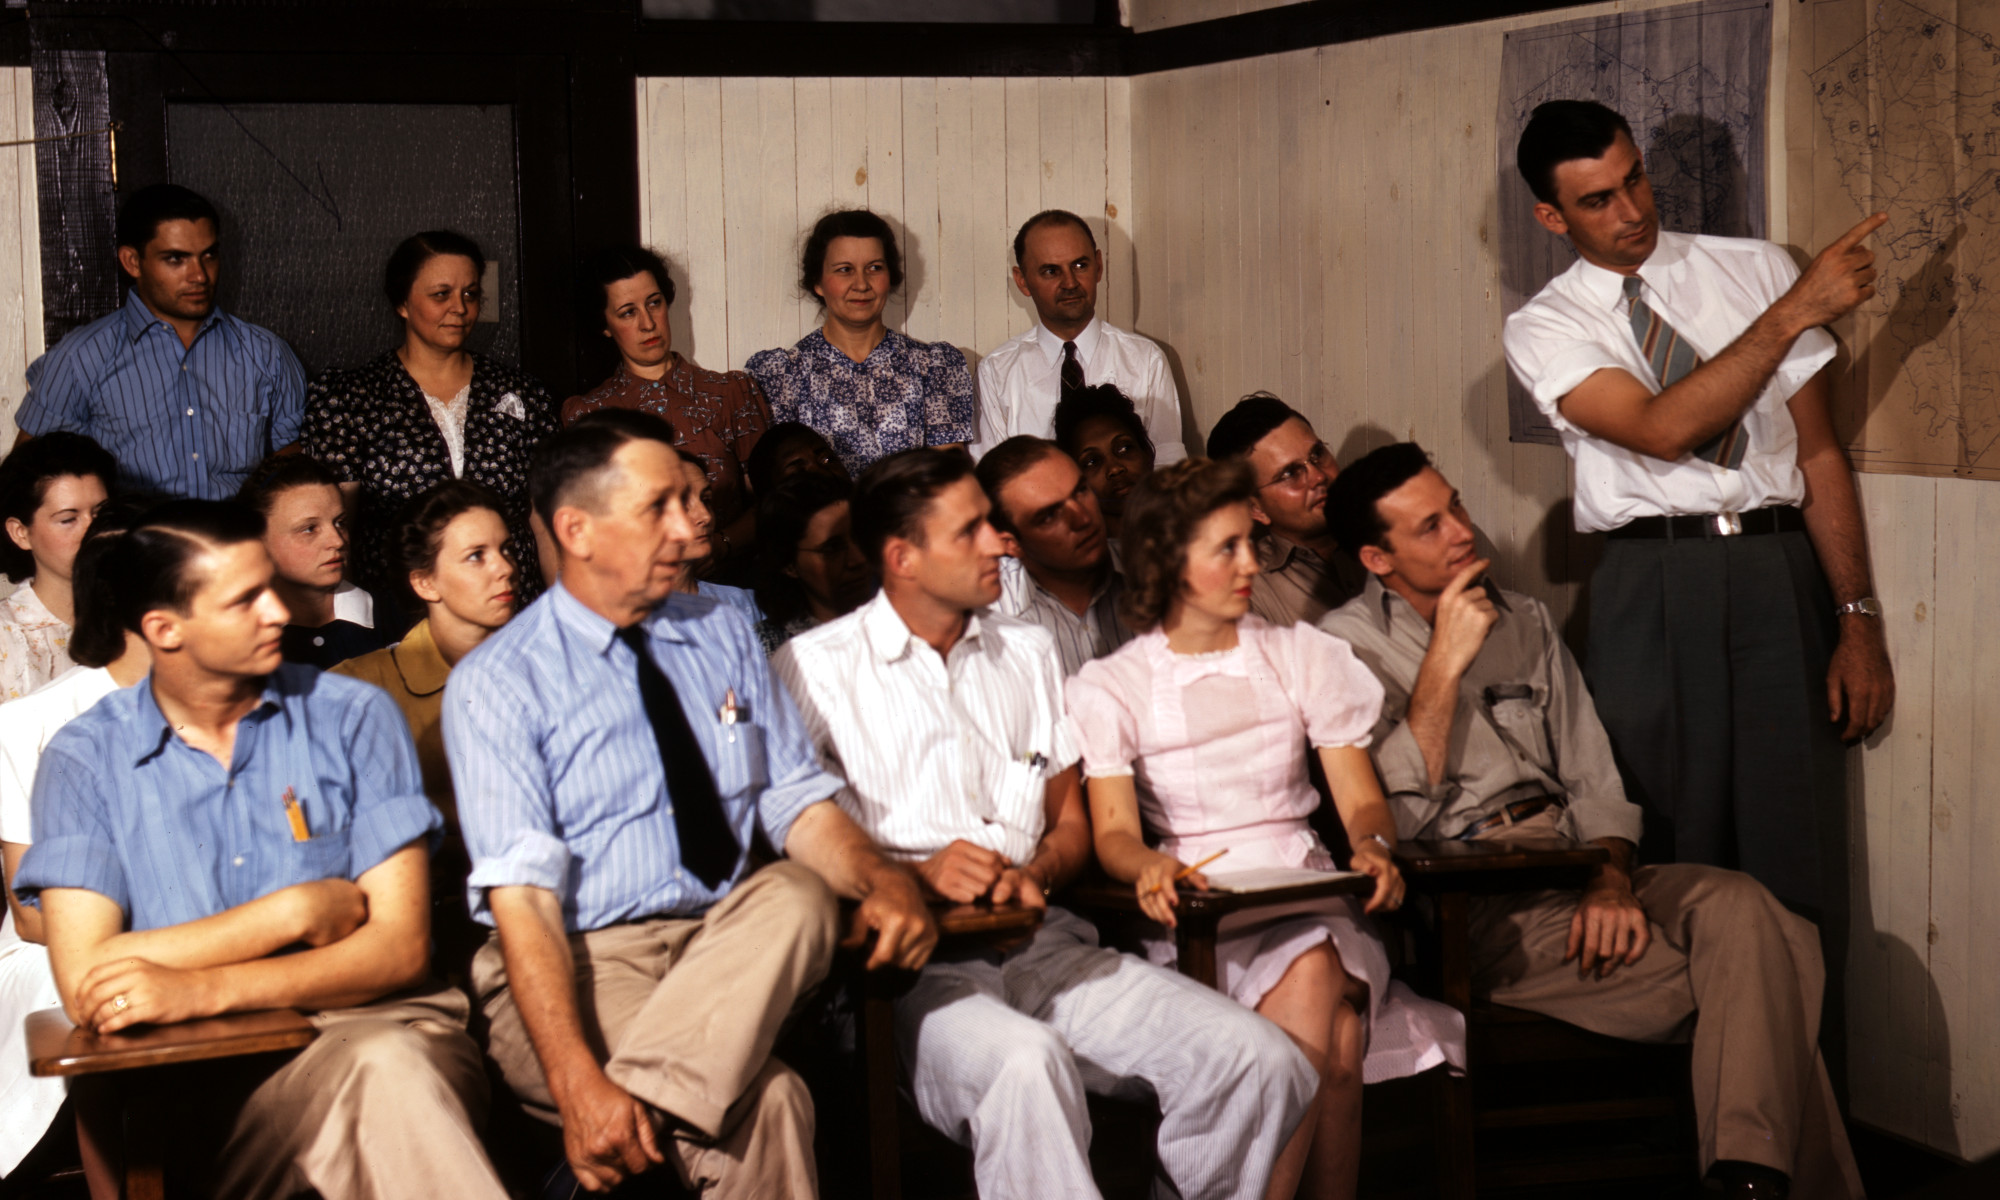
[342,686,443,876]
[1502,303,1628,432]
[13,735,125,912]
[264,338,308,449]
[444,661,570,923]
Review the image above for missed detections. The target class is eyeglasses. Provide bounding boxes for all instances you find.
[1258,443,1334,492]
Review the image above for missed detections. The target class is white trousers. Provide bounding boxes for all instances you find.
[895,907,1316,1200]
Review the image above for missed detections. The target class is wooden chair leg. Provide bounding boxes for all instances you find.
[1435,890,1476,1200]
[124,1074,166,1200]
[861,974,903,1200]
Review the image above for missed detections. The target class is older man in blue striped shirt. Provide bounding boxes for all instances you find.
[447,409,934,1199]
[16,184,305,500]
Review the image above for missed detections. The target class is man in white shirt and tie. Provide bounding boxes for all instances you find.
[1501,100,1893,1073]
[972,210,1186,463]
[773,447,1313,1200]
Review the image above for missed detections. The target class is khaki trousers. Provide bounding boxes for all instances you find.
[204,984,505,1200]
[475,861,838,1199]
[1469,821,1862,1197]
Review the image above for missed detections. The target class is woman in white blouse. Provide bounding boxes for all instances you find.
[1068,458,1463,1200]
[0,432,113,702]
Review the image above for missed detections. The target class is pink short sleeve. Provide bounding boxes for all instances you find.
[1265,620,1384,748]
[1066,657,1141,779]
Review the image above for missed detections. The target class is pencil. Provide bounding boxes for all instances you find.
[1147,848,1229,895]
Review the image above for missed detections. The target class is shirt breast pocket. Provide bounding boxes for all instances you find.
[284,827,353,883]
[711,723,770,799]
[989,759,1046,830]
[1482,685,1552,767]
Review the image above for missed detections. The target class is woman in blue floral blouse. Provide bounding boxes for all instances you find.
[747,210,973,476]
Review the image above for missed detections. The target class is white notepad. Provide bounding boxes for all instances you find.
[1199,867,1362,893]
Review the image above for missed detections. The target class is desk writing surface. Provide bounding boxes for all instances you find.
[27,1007,317,1077]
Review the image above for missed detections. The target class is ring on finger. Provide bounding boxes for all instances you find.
[113,993,129,1012]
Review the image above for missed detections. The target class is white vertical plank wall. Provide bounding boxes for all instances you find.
[0,68,42,458]
[640,0,1997,1156]
[636,76,1134,384]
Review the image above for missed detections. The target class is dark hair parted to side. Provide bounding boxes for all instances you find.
[384,230,486,310]
[529,408,679,528]
[578,243,676,331]
[116,184,221,252]
[1204,391,1304,463]
[1052,384,1151,460]
[799,209,904,303]
[100,500,268,638]
[745,421,840,499]
[975,436,1065,536]
[1012,209,1097,267]
[0,431,119,582]
[395,478,510,601]
[1323,441,1435,559]
[236,454,344,519]
[850,447,977,568]
[67,495,154,669]
[1118,457,1257,633]
[754,471,854,628]
[1515,100,1635,206]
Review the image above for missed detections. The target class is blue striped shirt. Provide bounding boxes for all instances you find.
[13,665,439,932]
[17,294,307,499]
[445,582,843,932]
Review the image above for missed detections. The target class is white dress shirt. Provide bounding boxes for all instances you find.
[995,550,1134,678]
[1502,231,1837,533]
[973,317,1187,463]
[773,590,1078,867]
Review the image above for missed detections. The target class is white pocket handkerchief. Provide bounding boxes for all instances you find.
[496,392,526,421]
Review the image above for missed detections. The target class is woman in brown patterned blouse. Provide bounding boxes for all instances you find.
[563,244,771,582]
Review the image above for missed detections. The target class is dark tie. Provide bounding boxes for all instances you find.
[1623,275,1746,470]
[1060,340,1085,400]
[615,625,739,888]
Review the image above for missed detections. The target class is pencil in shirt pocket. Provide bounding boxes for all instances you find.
[282,786,311,842]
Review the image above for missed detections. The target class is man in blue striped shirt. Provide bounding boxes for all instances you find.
[14,500,507,1198]
[447,410,935,1198]
[15,184,305,500]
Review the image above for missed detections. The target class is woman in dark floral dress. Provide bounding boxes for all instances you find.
[563,244,770,583]
[303,230,559,603]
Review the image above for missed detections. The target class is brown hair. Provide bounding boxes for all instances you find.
[1117,456,1257,632]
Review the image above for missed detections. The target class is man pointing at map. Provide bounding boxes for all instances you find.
[1501,99,1892,1034]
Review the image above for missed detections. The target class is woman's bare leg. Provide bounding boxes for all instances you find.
[1256,943,1369,1200]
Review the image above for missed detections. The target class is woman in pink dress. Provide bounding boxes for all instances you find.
[1068,457,1464,1200]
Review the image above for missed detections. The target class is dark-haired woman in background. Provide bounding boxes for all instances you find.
[747,210,973,476]
[744,420,850,502]
[0,503,144,1190]
[0,432,114,701]
[240,454,387,669]
[753,470,872,652]
[564,244,770,583]
[334,479,515,978]
[303,229,559,607]
[1054,383,1155,542]
[1068,458,1462,1200]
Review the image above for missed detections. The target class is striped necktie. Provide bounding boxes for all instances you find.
[1061,340,1085,401]
[1623,275,1747,470]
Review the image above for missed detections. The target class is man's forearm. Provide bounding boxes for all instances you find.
[1586,838,1638,890]
[1637,303,1810,457]
[783,799,915,901]
[490,887,604,1106]
[193,915,428,1014]
[1406,659,1466,786]
[1798,446,1876,609]
[68,885,329,977]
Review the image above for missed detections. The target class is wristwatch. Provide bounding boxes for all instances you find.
[1835,597,1882,618]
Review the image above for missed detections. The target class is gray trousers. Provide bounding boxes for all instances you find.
[1584,529,1849,1041]
[895,907,1317,1200]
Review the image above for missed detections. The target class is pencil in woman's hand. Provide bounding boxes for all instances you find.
[1147,848,1229,895]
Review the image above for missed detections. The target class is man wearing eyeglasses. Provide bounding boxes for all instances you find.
[1208,393,1497,628]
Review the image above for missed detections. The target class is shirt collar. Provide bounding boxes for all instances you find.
[390,619,452,697]
[548,579,691,657]
[1256,531,1312,573]
[860,588,988,664]
[806,326,901,367]
[120,290,224,344]
[1,581,63,631]
[1572,231,1692,314]
[131,670,287,767]
[1031,315,1105,368]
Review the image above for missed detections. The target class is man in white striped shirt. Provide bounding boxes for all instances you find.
[774,447,1315,1200]
[978,435,1134,678]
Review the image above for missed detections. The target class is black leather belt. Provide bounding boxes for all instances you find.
[1455,795,1565,841]
[1607,504,1806,541]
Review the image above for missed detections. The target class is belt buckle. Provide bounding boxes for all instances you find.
[1711,511,1743,537]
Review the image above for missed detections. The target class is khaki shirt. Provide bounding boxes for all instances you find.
[1248,535,1370,628]
[1319,576,1643,846]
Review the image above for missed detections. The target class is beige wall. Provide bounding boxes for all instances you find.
[1125,0,1309,33]
[635,76,1132,380]
[0,67,42,458]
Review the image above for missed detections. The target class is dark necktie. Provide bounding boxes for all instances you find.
[1060,340,1085,401]
[615,625,739,888]
[1623,275,1747,470]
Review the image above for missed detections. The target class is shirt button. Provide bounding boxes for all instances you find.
[312,635,325,647]
[185,408,193,416]
[232,856,244,866]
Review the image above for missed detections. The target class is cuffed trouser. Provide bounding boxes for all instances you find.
[209,985,506,1200]
[1470,853,1862,1197]
[896,906,1317,1200]
[476,861,839,1200]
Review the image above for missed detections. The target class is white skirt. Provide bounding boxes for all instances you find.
[1146,825,1467,1085]
[0,937,67,1175]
